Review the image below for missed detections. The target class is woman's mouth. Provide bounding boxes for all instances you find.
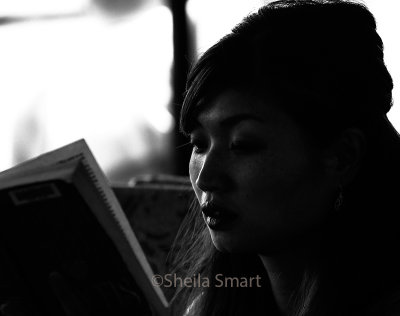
[201,201,238,231]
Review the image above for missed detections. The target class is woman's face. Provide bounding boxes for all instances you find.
[188,89,336,255]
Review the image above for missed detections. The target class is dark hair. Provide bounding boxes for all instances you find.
[172,1,400,315]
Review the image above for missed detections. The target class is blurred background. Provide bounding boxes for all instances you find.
[0,0,398,184]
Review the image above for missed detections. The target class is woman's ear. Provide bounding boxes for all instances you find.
[323,128,367,185]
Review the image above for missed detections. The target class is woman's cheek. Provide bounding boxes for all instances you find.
[189,155,203,200]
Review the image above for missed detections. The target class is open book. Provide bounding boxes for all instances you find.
[0,140,174,316]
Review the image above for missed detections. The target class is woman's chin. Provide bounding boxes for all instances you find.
[209,229,294,255]
[210,231,257,253]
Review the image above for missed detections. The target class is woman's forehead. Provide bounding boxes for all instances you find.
[192,89,283,131]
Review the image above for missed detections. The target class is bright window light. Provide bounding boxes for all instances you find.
[0,0,90,16]
[0,4,173,182]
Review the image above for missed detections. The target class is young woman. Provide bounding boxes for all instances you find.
[171,1,400,315]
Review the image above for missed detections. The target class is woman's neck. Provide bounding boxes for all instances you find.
[259,245,317,316]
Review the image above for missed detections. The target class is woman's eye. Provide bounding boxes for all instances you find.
[229,140,260,153]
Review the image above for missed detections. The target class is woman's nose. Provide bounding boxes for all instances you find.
[195,150,230,193]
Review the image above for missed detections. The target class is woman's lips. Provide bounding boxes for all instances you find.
[201,201,238,231]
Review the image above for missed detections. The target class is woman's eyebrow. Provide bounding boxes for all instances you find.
[219,113,264,128]
[189,113,263,133]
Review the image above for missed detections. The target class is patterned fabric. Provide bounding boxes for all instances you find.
[113,176,194,301]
